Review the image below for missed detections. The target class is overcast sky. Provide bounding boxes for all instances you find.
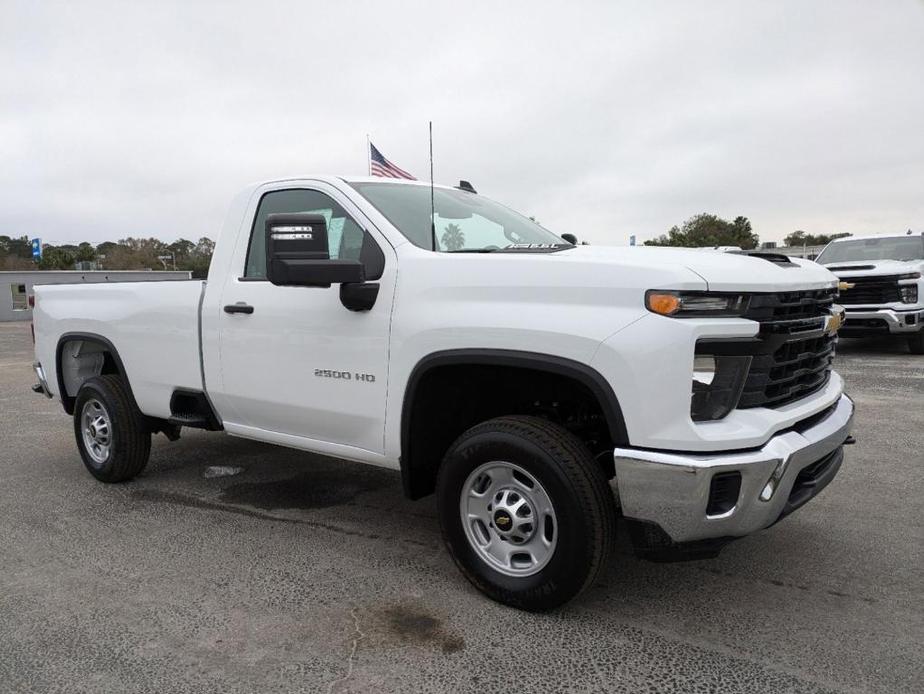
[3,0,923,247]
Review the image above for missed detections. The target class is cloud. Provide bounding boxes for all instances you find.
[2,0,923,246]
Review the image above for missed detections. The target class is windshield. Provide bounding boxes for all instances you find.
[349,182,570,252]
[817,236,924,264]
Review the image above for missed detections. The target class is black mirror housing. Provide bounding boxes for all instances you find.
[269,258,365,287]
[265,213,365,287]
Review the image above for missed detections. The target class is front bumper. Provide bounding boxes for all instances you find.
[612,393,854,544]
[841,307,924,335]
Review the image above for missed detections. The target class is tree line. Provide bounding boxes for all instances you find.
[0,236,215,278]
[2,218,851,271]
[643,214,850,249]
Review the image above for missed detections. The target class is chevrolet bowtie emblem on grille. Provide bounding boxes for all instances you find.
[838,281,855,291]
[825,307,845,335]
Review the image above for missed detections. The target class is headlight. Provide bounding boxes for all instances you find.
[691,354,751,421]
[646,291,750,317]
[900,284,918,304]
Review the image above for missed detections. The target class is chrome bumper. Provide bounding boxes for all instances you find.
[612,394,854,543]
[32,361,53,398]
[843,307,924,334]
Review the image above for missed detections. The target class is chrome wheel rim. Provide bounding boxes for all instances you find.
[459,461,558,577]
[81,399,112,466]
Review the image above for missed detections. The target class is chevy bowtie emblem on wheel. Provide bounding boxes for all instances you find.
[838,281,855,291]
[494,511,512,527]
[825,307,845,335]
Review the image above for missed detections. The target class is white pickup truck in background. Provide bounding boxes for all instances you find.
[31,176,854,610]
[815,232,924,354]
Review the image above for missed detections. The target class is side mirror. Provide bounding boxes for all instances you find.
[265,213,365,287]
[560,233,578,245]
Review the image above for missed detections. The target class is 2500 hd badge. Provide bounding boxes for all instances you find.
[314,369,376,383]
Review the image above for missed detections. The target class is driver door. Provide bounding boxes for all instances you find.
[212,183,395,456]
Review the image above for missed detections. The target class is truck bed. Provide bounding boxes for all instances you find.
[33,280,206,419]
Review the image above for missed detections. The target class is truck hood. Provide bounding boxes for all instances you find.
[558,246,838,292]
[819,258,924,278]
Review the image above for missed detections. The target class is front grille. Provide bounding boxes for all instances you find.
[837,275,902,305]
[744,288,836,322]
[842,317,890,332]
[738,289,838,409]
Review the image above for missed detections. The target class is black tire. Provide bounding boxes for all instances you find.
[908,333,924,354]
[73,375,151,483]
[436,415,616,611]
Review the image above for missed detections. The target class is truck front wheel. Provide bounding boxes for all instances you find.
[436,415,616,611]
[73,375,151,483]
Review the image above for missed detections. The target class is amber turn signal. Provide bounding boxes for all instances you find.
[646,292,682,316]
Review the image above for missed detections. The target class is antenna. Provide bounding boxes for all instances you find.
[429,121,437,252]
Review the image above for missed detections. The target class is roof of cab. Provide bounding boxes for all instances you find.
[828,231,923,243]
[243,174,458,191]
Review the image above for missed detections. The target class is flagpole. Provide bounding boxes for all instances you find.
[366,134,371,176]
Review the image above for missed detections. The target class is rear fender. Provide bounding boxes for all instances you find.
[56,332,133,415]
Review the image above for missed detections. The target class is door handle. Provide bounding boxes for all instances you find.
[224,303,254,315]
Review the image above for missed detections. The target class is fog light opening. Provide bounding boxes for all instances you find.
[706,471,742,517]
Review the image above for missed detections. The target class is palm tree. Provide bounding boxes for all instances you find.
[441,223,465,251]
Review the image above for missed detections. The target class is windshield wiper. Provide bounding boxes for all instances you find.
[496,244,572,253]
[444,243,573,254]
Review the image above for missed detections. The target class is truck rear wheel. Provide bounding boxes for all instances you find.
[908,333,924,354]
[436,415,615,611]
[73,375,151,483]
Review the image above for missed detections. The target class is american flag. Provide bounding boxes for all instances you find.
[369,142,416,180]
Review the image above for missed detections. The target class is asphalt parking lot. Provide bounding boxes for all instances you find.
[1,321,921,693]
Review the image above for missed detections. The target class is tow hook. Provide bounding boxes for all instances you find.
[844,435,856,445]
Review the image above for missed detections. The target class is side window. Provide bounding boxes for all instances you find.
[244,189,379,279]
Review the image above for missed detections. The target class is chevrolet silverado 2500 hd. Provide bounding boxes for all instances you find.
[816,232,924,354]
[31,176,854,610]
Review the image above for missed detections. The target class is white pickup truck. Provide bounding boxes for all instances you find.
[32,176,854,610]
[815,232,924,354]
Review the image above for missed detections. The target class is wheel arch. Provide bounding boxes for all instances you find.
[399,349,629,500]
[56,332,133,415]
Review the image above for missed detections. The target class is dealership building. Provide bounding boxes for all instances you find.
[1,270,192,322]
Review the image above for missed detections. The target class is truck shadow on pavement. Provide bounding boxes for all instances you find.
[218,466,392,511]
[131,429,441,547]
